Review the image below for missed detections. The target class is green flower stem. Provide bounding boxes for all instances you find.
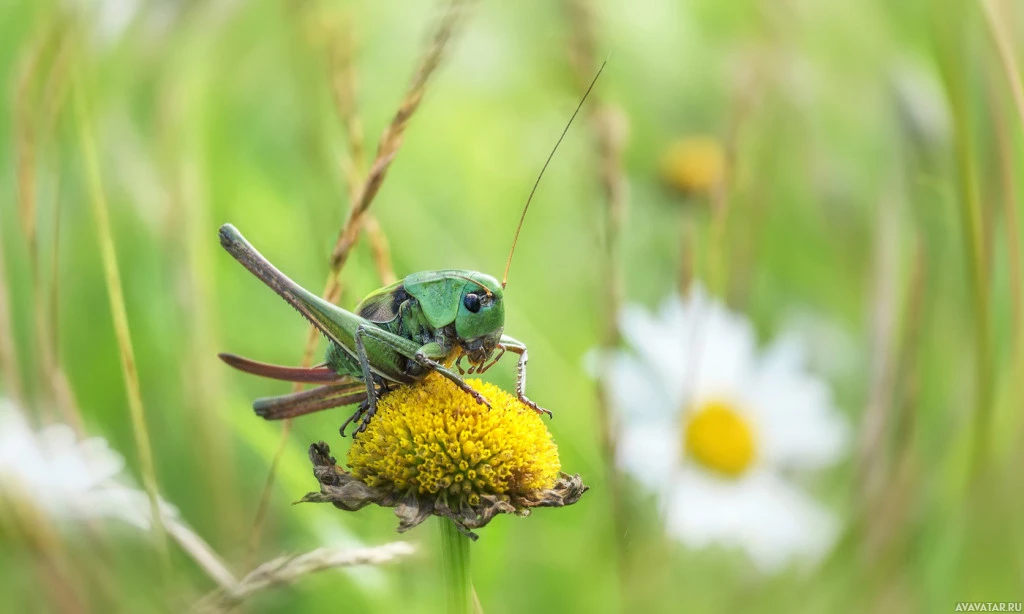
[438,518,472,614]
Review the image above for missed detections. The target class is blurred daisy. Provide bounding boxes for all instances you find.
[596,285,849,571]
[0,398,173,531]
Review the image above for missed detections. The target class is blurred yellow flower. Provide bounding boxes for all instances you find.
[302,374,586,539]
[660,136,726,197]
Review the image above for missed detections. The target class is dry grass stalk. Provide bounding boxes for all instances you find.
[563,0,632,607]
[980,0,1024,133]
[0,216,25,409]
[164,518,238,590]
[934,7,994,477]
[11,30,48,415]
[248,0,472,556]
[12,22,82,430]
[981,21,1023,346]
[39,229,78,425]
[564,0,625,460]
[14,32,45,257]
[15,22,72,268]
[325,0,469,278]
[73,77,170,570]
[857,190,901,504]
[0,495,89,614]
[677,218,697,292]
[363,214,398,285]
[194,541,415,612]
[327,17,397,285]
[889,244,927,459]
[328,19,367,182]
[860,233,928,561]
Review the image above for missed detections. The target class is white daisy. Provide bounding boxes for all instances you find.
[597,284,850,572]
[0,398,174,531]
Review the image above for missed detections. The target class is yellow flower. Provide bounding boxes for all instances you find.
[302,374,586,540]
[659,136,726,197]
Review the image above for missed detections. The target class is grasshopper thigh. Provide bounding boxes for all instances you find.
[254,381,367,420]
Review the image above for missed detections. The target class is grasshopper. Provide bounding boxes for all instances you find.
[219,62,605,435]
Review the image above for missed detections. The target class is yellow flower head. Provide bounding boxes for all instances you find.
[302,374,586,539]
[660,135,726,197]
[348,376,561,505]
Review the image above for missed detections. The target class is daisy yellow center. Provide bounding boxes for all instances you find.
[347,374,560,506]
[683,400,756,477]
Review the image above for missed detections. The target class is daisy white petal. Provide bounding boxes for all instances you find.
[617,423,680,493]
[665,468,839,572]
[588,349,676,423]
[688,302,758,404]
[748,337,850,469]
[619,303,688,383]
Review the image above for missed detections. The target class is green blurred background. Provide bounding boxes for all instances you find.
[2,0,1023,611]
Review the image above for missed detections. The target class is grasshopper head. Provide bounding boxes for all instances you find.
[455,273,505,367]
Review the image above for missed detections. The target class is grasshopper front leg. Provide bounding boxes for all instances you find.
[413,342,491,409]
[499,335,551,418]
[355,326,492,409]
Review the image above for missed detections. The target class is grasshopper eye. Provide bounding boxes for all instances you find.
[463,293,481,313]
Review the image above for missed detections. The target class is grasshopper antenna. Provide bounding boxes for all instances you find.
[451,273,494,297]
[501,59,607,289]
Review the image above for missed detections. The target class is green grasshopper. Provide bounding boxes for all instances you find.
[218,226,539,435]
[219,63,605,436]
